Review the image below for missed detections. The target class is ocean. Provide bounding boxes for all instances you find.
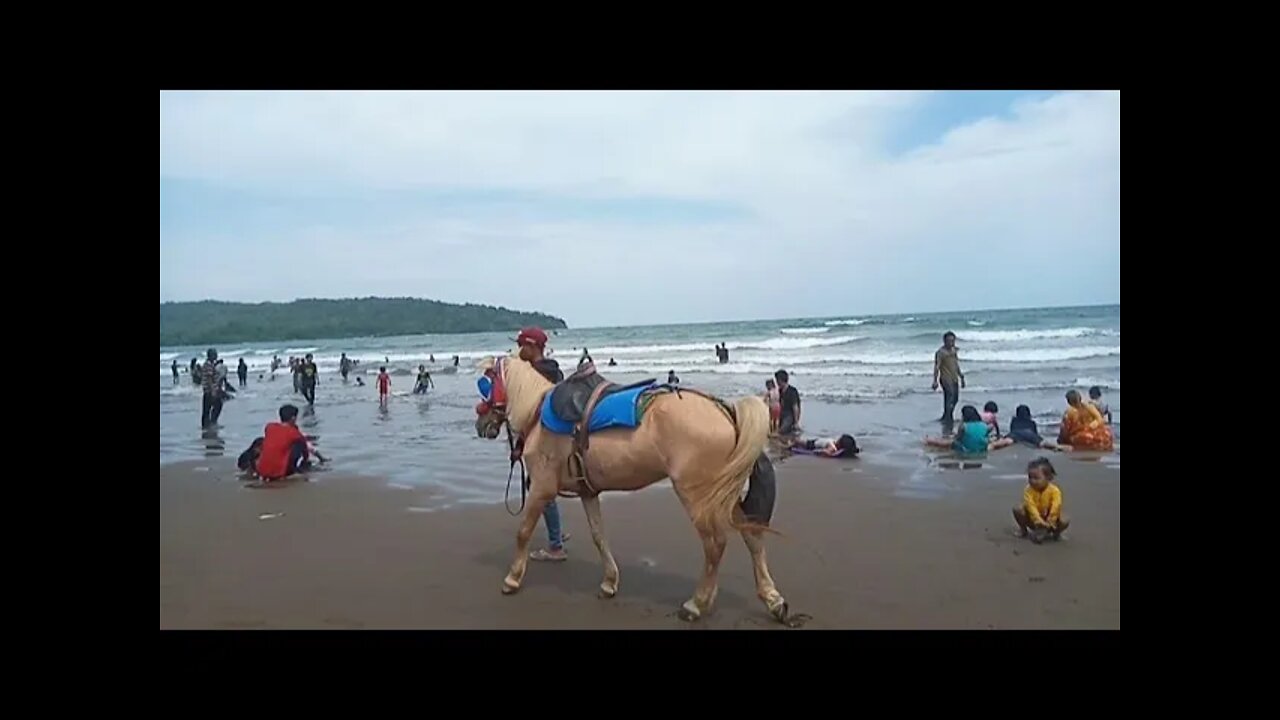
[159,304,1120,507]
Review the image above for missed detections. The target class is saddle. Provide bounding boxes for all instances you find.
[546,362,655,495]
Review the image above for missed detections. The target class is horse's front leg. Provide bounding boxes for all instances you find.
[501,489,552,594]
[503,457,557,594]
[581,494,620,598]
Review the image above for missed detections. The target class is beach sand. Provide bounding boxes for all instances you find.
[159,449,1119,629]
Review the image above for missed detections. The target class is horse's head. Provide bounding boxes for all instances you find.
[473,353,554,440]
[474,356,506,439]
[475,403,504,439]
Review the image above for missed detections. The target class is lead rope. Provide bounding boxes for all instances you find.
[504,420,528,516]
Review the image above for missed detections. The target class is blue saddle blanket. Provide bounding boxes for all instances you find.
[541,382,656,435]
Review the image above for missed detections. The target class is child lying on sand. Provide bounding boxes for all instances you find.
[788,434,860,458]
[1013,457,1069,543]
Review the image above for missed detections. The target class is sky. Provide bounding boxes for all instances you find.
[159,90,1120,328]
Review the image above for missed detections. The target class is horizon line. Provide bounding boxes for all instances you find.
[158,301,1119,349]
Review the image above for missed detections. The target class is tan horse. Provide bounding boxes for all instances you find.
[476,354,803,626]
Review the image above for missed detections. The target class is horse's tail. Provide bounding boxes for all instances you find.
[691,395,771,534]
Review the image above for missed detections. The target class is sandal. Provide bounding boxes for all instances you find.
[529,549,568,562]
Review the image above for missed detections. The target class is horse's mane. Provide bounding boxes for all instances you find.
[500,353,554,433]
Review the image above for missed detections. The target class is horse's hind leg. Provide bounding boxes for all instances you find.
[581,494,620,598]
[670,481,727,621]
[679,522,727,621]
[740,528,808,627]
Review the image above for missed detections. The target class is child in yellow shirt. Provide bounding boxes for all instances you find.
[1012,457,1070,544]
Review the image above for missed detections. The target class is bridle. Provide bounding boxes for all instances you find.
[476,358,531,516]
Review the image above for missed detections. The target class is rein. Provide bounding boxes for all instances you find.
[503,417,528,517]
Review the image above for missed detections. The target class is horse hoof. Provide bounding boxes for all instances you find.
[502,578,521,595]
[678,599,702,622]
[598,585,618,599]
[773,602,811,628]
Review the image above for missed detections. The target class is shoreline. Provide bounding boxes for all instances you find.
[159,447,1120,629]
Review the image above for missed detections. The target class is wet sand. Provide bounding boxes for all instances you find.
[159,449,1119,629]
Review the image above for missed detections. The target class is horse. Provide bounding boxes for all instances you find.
[475,354,804,626]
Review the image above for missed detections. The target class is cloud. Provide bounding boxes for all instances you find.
[160,90,1119,326]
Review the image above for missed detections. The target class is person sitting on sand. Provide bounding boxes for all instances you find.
[1058,390,1114,451]
[256,404,313,482]
[1089,386,1112,425]
[1007,405,1068,451]
[1013,457,1069,544]
[789,434,860,458]
[239,427,327,476]
[981,401,1002,438]
[926,405,1013,454]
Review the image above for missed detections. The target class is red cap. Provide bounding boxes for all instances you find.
[514,327,548,348]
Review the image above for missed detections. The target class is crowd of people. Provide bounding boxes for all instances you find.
[197,326,1114,550]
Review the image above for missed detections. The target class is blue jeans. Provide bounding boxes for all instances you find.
[543,500,563,551]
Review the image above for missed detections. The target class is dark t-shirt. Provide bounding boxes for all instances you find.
[780,385,801,421]
[532,358,564,383]
[1008,415,1043,445]
[301,361,318,385]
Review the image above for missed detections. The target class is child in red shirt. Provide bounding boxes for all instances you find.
[377,366,391,405]
[256,404,309,481]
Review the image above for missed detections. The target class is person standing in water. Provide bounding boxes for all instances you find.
[376,366,391,407]
[300,353,319,405]
[190,357,201,386]
[414,364,434,394]
[237,358,248,387]
[931,331,965,427]
[339,353,352,382]
[171,359,180,385]
[200,348,228,428]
